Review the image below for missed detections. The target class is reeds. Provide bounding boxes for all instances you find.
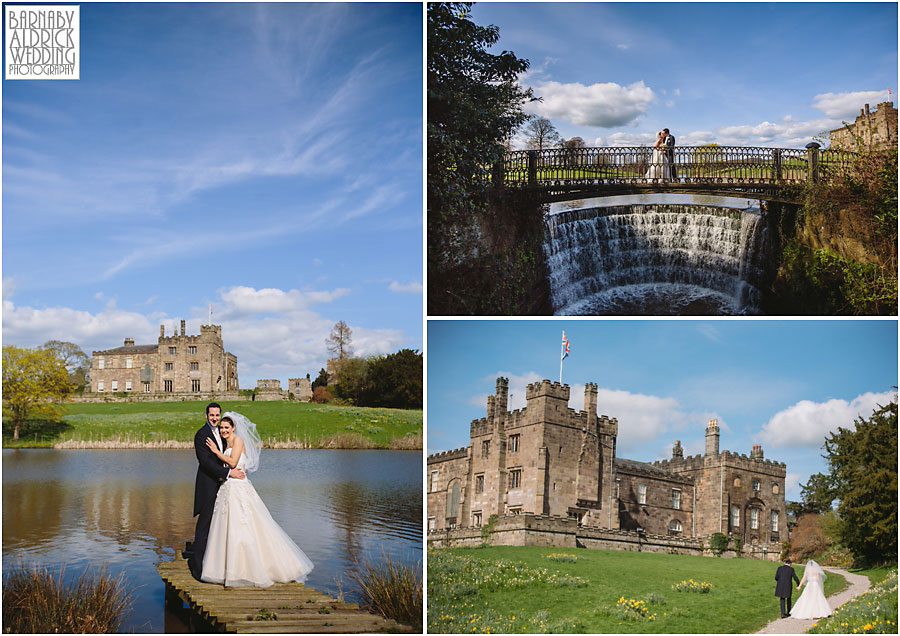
[2,563,133,633]
[348,554,423,632]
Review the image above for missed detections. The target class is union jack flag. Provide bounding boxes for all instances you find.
[561,331,570,360]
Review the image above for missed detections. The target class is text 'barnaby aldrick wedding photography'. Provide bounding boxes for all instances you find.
[4,5,79,79]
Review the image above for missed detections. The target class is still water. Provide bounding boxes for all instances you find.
[2,449,422,633]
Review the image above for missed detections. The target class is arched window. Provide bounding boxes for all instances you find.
[733,476,741,488]
[752,479,760,492]
[446,481,460,521]
[772,483,779,495]
[668,519,682,534]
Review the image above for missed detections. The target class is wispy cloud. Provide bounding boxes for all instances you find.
[388,280,423,294]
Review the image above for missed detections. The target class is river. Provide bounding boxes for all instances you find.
[2,448,422,633]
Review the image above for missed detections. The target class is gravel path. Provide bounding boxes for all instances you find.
[754,567,871,634]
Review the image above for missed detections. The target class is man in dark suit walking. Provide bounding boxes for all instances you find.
[775,558,800,618]
[187,402,245,580]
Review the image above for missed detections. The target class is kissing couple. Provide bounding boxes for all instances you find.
[187,403,314,587]
[645,128,677,180]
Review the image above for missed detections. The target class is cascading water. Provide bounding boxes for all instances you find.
[544,204,767,315]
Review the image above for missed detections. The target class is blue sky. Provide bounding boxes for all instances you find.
[2,3,423,384]
[427,320,898,502]
[471,2,898,148]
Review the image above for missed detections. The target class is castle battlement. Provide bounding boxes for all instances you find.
[427,447,468,463]
[525,379,570,401]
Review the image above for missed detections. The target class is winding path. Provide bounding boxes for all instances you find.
[754,567,871,634]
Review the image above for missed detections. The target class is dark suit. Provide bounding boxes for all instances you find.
[774,563,800,616]
[664,134,677,179]
[187,423,229,580]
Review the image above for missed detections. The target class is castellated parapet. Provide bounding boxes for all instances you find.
[428,376,788,554]
[829,101,898,151]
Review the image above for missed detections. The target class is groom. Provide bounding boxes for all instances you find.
[663,128,677,179]
[187,402,245,581]
[774,558,800,618]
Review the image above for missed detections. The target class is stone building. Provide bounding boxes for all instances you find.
[88,321,238,395]
[829,101,897,151]
[287,377,313,402]
[428,378,787,553]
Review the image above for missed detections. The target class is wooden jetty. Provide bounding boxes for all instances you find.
[158,551,406,633]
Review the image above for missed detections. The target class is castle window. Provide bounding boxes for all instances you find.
[428,517,435,532]
[772,483,779,495]
[615,479,620,499]
[98,380,104,392]
[429,470,437,493]
[750,508,759,530]
[481,440,490,458]
[472,512,482,528]
[188,346,197,354]
[509,469,522,490]
[165,362,173,371]
[509,434,520,452]
[733,476,741,488]
[770,511,779,533]
[752,479,760,492]
[125,357,132,369]
[668,519,682,534]
[446,481,460,520]
[731,505,740,527]
[508,506,521,515]
[143,382,151,393]
[637,483,647,505]
[164,380,173,392]
[475,474,484,494]
[671,488,681,510]
[111,380,118,392]
[125,381,132,391]
[191,379,201,392]
[168,347,176,355]
[190,362,199,371]
[98,357,105,370]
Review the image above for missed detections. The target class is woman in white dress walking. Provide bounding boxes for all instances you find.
[790,560,832,619]
[200,413,314,587]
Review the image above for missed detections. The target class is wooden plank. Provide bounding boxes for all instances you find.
[157,551,407,633]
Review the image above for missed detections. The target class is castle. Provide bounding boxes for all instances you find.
[829,101,897,151]
[427,378,787,557]
[88,321,238,395]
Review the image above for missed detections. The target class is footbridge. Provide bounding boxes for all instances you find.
[497,145,856,204]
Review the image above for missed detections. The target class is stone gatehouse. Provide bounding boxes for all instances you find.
[87,321,238,395]
[427,378,787,556]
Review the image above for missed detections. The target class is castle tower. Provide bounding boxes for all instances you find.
[672,439,683,459]
[705,419,720,456]
[495,377,509,416]
[584,383,598,423]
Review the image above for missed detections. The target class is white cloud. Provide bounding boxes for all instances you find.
[217,285,350,319]
[616,43,629,50]
[527,80,656,127]
[388,280,423,294]
[758,391,897,448]
[812,90,891,119]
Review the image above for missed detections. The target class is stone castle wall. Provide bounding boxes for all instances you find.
[829,101,897,151]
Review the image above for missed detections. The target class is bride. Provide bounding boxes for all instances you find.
[201,413,314,587]
[790,560,832,619]
[644,131,671,180]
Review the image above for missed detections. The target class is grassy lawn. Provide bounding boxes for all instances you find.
[428,546,848,634]
[2,400,421,449]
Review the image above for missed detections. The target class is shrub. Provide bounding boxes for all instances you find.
[348,554,422,632]
[709,533,729,556]
[2,564,133,633]
[311,385,332,404]
[789,513,830,562]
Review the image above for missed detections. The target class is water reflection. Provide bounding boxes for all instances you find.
[2,449,422,633]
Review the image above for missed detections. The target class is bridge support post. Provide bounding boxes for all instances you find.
[527,150,538,186]
[807,147,819,184]
[771,149,782,181]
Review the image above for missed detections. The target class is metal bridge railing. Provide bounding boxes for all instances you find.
[500,145,857,188]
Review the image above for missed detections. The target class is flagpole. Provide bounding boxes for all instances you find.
[559,331,564,384]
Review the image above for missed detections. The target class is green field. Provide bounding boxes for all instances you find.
[428,546,849,633]
[2,400,422,449]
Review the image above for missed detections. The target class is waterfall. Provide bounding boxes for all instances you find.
[544,204,767,315]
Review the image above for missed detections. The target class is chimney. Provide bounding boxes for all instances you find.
[160,325,165,338]
[705,418,720,456]
[672,439,684,459]
[124,338,134,347]
[180,319,186,336]
[495,377,509,414]
[865,103,870,115]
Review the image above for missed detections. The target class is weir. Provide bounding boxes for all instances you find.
[544,204,767,315]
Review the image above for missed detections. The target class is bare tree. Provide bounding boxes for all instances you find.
[524,117,561,151]
[325,321,354,361]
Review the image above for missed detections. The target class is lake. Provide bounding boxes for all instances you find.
[2,449,422,633]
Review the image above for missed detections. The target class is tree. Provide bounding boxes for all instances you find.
[559,136,586,167]
[325,321,353,361]
[312,368,329,390]
[2,345,72,440]
[335,357,370,405]
[311,386,332,404]
[524,117,560,151]
[365,349,423,409]
[822,400,897,564]
[41,340,90,387]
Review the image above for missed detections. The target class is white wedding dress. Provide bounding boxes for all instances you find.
[201,448,314,587]
[790,565,832,619]
[645,147,670,179]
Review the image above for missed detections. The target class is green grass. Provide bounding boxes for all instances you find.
[2,400,422,449]
[427,546,848,633]
[807,569,897,634]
